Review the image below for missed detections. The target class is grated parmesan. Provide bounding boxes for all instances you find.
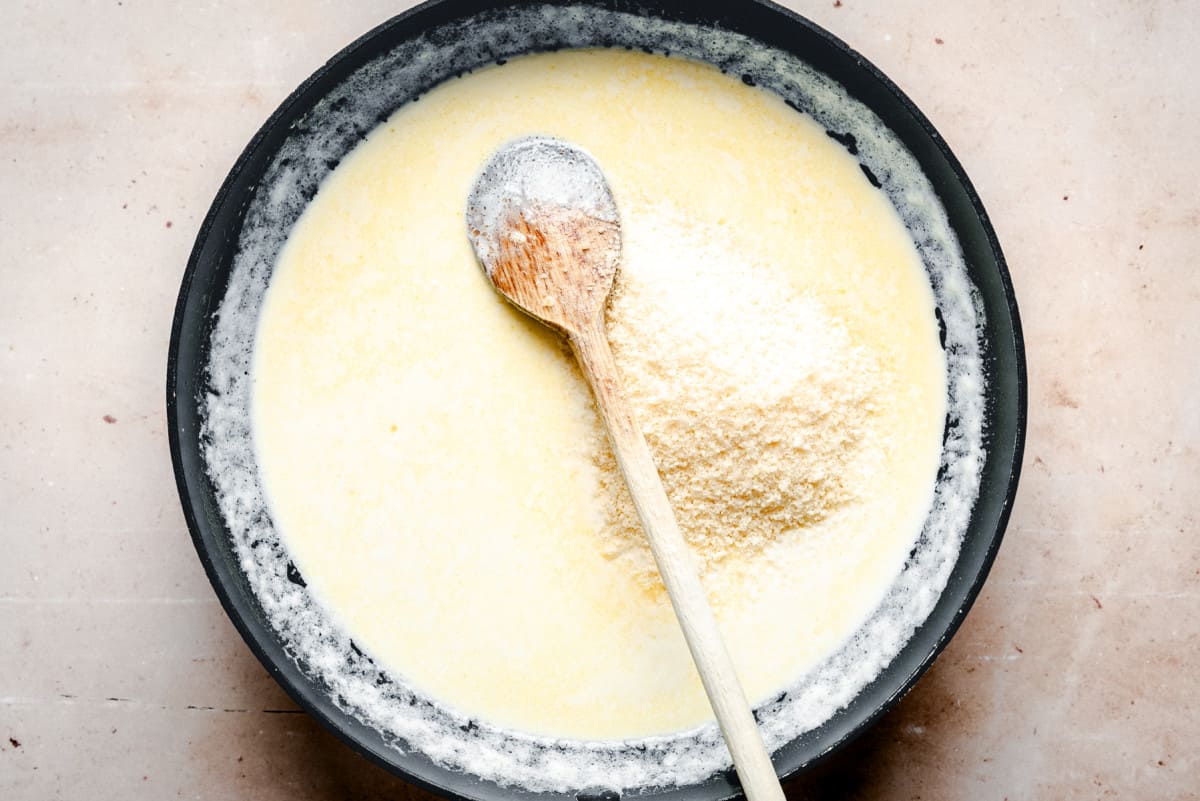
[596,204,881,588]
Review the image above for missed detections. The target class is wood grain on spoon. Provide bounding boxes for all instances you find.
[466,136,786,801]
[487,206,620,334]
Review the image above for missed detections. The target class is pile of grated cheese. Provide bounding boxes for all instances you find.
[593,203,881,589]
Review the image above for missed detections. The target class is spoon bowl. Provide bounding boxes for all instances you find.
[466,137,621,334]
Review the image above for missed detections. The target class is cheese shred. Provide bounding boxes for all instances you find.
[595,204,882,588]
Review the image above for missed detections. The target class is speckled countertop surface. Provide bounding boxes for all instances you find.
[2,1,1197,798]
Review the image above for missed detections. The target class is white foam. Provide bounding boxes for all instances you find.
[201,5,986,793]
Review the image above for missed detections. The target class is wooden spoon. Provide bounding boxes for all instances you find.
[466,136,785,801]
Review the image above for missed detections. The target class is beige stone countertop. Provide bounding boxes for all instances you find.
[2,1,1196,798]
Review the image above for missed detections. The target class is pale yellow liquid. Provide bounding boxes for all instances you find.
[253,50,946,740]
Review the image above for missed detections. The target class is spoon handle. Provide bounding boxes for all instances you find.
[569,318,786,801]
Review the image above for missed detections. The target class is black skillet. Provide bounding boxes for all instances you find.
[168,2,1026,799]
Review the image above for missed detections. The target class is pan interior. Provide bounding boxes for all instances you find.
[196,4,985,794]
